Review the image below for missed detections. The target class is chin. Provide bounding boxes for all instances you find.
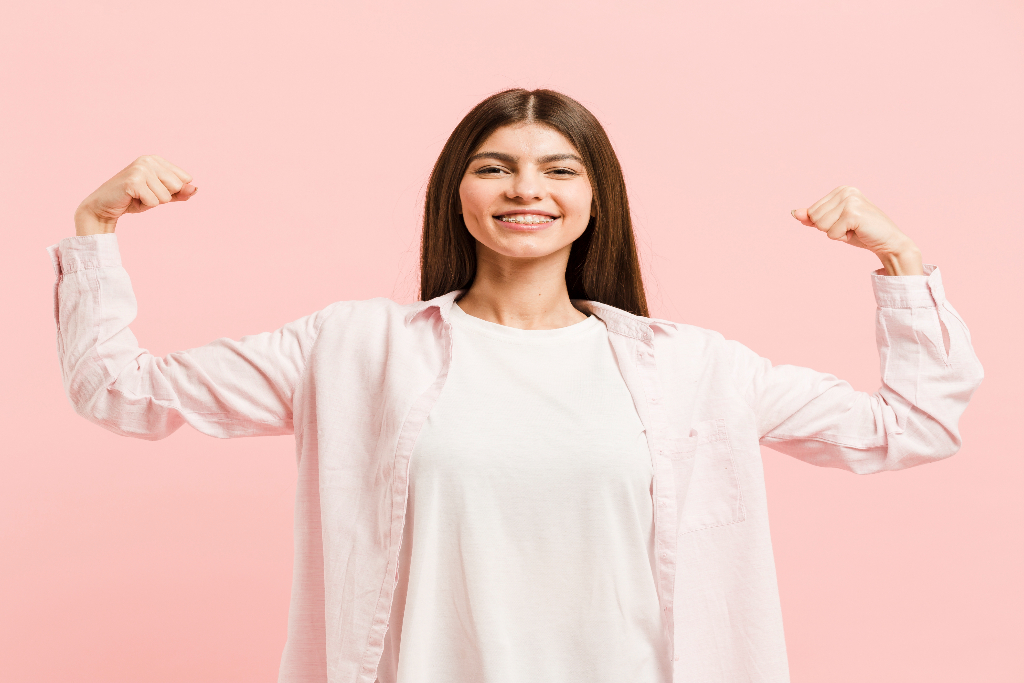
[488,237,568,261]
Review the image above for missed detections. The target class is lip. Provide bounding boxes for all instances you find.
[495,209,559,217]
[492,215,560,231]
[492,209,561,231]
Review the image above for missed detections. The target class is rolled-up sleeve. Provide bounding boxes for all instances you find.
[733,265,984,473]
[48,234,326,440]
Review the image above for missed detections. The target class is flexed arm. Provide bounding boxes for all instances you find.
[51,157,325,440]
[74,154,199,235]
[733,187,982,473]
[791,185,924,276]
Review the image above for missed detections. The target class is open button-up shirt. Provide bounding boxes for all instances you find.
[48,234,983,683]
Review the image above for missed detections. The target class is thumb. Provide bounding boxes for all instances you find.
[171,183,198,202]
[790,208,815,226]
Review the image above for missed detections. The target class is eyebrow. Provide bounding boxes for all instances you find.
[467,151,585,165]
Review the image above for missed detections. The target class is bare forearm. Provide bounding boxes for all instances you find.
[876,238,924,276]
[74,205,118,236]
[72,155,197,237]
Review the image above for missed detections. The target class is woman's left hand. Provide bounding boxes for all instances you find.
[792,186,924,276]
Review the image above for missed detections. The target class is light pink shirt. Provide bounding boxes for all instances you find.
[378,303,669,683]
[48,234,983,683]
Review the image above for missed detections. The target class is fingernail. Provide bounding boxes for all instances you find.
[790,209,796,217]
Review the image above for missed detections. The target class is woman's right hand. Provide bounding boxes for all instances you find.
[74,155,197,236]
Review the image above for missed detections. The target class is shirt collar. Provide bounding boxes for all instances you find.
[573,299,654,342]
[404,289,463,325]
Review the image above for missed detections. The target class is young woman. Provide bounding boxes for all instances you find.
[51,89,983,683]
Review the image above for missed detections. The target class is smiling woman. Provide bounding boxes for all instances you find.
[51,88,983,683]
[421,89,648,323]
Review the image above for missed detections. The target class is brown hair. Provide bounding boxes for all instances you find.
[419,88,649,317]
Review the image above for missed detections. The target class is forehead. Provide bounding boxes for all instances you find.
[473,122,581,158]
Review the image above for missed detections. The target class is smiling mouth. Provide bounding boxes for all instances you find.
[493,213,559,225]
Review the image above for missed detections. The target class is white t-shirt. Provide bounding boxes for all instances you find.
[376,301,670,683]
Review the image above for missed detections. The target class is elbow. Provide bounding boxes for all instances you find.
[66,376,102,424]
[915,436,962,466]
[884,419,965,472]
[67,382,177,441]
[885,371,982,470]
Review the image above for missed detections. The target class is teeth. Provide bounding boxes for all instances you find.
[498,214,556,224]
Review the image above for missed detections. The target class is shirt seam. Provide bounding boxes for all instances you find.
[111,385,292,427]
[761,432,889,450]
[297,305,331,405]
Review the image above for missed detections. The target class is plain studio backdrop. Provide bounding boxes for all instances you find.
[1,1,1021,681]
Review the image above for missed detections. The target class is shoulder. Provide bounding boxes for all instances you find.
[578,299,729,350]
[312,295,457,342]
[649,316,724,345]
[314,296,431,327]
[649,318,764,372]
[580,299,763,370]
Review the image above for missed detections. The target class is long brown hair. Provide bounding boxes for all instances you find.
[420,88,649,317]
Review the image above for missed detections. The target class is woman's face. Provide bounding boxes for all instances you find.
[459,123,594,262]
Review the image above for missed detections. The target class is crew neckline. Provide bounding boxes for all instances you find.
[450,301,601,340]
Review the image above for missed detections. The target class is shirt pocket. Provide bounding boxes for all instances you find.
[663,417,745,534]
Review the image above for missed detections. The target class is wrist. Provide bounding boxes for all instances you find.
[74,204,117,236]
[875,238,923,276]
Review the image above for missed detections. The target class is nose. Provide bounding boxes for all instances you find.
[506,169,544,201]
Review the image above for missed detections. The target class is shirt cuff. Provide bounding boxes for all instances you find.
[871,264,946,309]
[46,233,122,278]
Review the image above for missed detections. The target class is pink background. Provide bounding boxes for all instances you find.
[2,1,1021,680]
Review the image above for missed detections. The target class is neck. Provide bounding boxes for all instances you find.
[456,243,588,330]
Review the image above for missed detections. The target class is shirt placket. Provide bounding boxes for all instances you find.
[361,296,460,683]
[633,332,680,669]
[601,317,679,673]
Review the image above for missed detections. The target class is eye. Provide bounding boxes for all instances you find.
[473,165,509,176]
[548,168,580,177]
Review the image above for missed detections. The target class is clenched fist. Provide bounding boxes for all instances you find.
[791,186,924,276]
[74,155,197,236]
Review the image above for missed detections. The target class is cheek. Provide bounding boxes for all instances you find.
[457,182,493,245]
[563,186,594,220]
[459,181,492,219]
